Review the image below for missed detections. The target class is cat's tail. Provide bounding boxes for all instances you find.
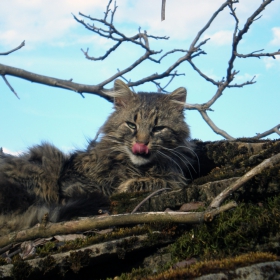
[0,191,110,236]
[55,191,110,222]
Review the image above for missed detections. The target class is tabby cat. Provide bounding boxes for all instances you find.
[0,79,193,234]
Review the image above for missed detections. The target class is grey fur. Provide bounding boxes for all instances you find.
[0,80,193,235]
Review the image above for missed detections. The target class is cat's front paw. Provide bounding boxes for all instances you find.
[117,178,167,193]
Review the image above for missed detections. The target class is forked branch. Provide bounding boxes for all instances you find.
[0,0,279,140]
[0,201,237,248]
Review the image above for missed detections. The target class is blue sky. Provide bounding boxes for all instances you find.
[0,0,280,155]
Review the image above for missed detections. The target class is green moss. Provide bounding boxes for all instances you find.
[57,225,152,253]
[36,241,56,257]
[148,252,278,280]
[110,191,150,214]
[193,166,246,185]
[169,195,280,261]
[37,255,58,276]
[112,251,277,280]
[117,237,139,259]
[11,257,33,280]
[0,257,7,265]
[193,140,280,198]
[66,249,91,273]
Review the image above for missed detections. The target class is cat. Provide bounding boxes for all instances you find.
[0,79,193,235]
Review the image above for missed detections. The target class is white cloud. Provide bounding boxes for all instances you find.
[2,148,21,156]
[270,27,280,46]
[1,0,276,50]
[263,56,280,69]
[203,30,232,46]
[0,0,105,48]
[234,73,260,82]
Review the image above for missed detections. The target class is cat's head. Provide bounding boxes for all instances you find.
[102,79,190,166]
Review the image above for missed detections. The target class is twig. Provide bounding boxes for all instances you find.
[226,0,274,82]
[0,41,25,56]
[154,49,189,63]
[81,41,122,61]
[131,188,171,214]
[189,1,229,51]
[210,152,280,208]
[0,63,112,101]
[1,75,20,99]
[161,0,166,21]
[104,0,114,21]
[0,202,237,248]
[187,59,221,87]
[235,50,280,59]
[199,110,235,140]
[253,124,280,139]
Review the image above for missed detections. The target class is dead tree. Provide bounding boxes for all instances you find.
[0,0,279,139]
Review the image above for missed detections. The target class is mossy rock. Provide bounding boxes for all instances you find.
[1,139,280,279]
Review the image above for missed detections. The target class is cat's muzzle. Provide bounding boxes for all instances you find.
[132,143,149,155]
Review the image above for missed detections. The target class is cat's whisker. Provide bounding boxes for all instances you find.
[153,144,195,175]
[157,144,198,173]
[156,150,184,176]
[0,79,194,235]
[166,150,194,179]
[160,146,196,174]
[173,145,200,175]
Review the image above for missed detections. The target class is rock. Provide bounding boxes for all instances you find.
[195,261,280,280]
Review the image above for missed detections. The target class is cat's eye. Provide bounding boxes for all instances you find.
[152,126,165,133]
[126,122,137,130]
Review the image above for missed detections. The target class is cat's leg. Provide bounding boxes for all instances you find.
[54,190,110,222]
[0,176,34,214]
[116,177,171,193]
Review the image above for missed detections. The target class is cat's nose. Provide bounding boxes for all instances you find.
[136,140,149,145]
[136,132,149,146]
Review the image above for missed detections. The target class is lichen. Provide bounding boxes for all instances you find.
[113,252,278,280]
[66,249,91,273]
[11,256,33,280]
[148,252,278,280]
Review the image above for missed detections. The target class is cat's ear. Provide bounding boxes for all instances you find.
[166,87,187,110]
[113,79,135,108]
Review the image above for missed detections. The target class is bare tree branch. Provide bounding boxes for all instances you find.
[235,50,280,59]
[188,1,231,51]
[182,0,279,139]
[187,59,221,87]
[0,0,279,140]
[161,0,166,21]
[226,0,273,82]
[153,49,189,63]
[210,152,280,208]
[253,124,280,139]
[199,110,235,140]
[0,63,113,102]
[81,42,122,61]
[1,75,20,99]
[0,41,25,56]
[227,75,256,88]
[0,201,237,248]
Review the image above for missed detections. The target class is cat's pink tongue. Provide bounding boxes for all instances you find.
[132,143,149,155]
